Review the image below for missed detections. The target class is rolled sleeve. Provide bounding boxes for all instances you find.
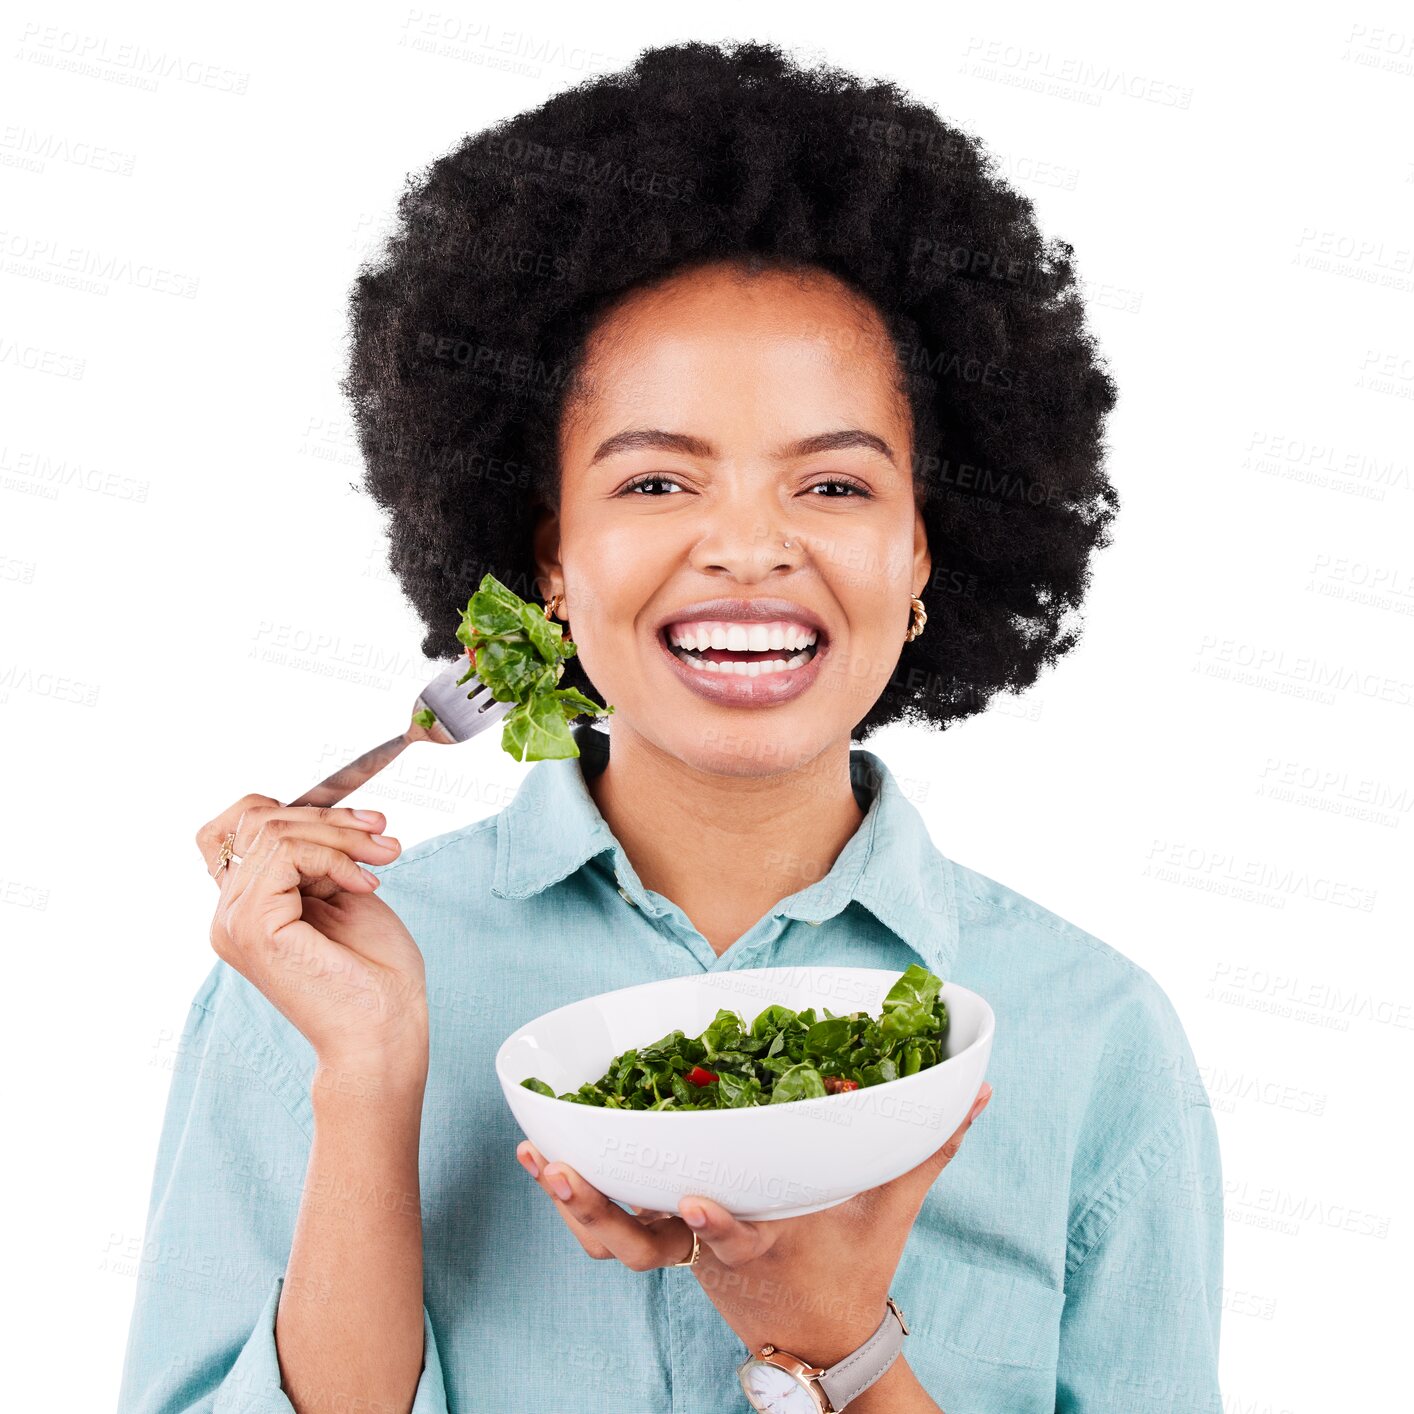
[1055,1098,1224,1413]
[213,1276,449,1413]
[116,962,450,1414]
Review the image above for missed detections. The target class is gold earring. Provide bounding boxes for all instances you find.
[543,592,564,621]
[904,594,927,642]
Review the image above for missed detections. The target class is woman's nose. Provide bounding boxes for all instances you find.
[687,515,805,576]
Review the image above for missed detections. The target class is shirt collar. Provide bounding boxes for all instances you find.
[491,721,958,981]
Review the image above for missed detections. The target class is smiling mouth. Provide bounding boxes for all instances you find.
[660,627,824,677]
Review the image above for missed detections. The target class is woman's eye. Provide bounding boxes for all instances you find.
[807,478,871,498]
[620,475,683,496]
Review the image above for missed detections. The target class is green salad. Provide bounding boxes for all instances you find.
[520,964,949,1110]
[412,573,613,761]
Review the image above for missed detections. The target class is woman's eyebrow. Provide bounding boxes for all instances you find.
[783,429,896,463]
[588,427,896,466]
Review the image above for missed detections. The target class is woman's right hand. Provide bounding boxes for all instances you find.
[196,796,430,1083]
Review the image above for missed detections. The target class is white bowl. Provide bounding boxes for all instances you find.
[495,966,994,1220]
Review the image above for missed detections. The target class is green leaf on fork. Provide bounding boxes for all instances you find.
[454,573,614,762]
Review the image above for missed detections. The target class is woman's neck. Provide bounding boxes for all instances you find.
[583,726,867,958]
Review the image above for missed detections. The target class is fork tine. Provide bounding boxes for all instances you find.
[416,655,514,744]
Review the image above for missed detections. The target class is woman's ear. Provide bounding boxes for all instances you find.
[531,498,563,602]
[913,507,932,599]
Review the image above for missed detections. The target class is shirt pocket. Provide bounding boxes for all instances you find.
[897,1254,1065,1411]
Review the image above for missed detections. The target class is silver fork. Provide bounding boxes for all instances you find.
[289,656,512,808]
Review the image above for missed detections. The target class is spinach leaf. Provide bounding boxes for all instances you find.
[455,573,613,762]
[770,1063,829,1103]
[750,1004,797,1040]
[803,1017,852,1059]
[882,962,942,1013]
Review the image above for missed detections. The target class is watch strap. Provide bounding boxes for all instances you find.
[816,1296,908,1411]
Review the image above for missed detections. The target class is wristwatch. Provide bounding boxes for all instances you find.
[736,1295,909,1412]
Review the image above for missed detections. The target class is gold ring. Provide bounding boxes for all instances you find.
[670,1228,700,1268]
[216,832,241,874]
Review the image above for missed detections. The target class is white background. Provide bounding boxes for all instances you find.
[4,2,1411,1409]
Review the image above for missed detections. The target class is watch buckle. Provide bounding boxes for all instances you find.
[887,1294,910,1336]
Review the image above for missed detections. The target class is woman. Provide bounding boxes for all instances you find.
[118,39,1222,1414]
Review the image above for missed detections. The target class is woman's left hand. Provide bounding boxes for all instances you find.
[515,1080,992,1364]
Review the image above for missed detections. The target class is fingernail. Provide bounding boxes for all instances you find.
[353,810,382,823]
[546,1168,572,1201]
[518,1148,540,1179]
[682,1203,707,1229]
[969,1084,993,1122]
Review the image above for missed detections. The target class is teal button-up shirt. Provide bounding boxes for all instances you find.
[117,722,1223,1413]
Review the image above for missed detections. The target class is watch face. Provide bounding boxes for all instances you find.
[738,1359,820,1413]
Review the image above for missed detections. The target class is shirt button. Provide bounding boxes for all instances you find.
[616,885,638,907]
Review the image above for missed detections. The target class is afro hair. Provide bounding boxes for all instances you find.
[340,37,1120,741]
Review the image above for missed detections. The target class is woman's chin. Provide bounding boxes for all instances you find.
[661,728,837,779]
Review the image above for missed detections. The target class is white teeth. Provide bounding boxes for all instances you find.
[671,645,815,675]
[665,619,820,650]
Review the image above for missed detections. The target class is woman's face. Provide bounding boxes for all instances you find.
[534,260,931,778]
